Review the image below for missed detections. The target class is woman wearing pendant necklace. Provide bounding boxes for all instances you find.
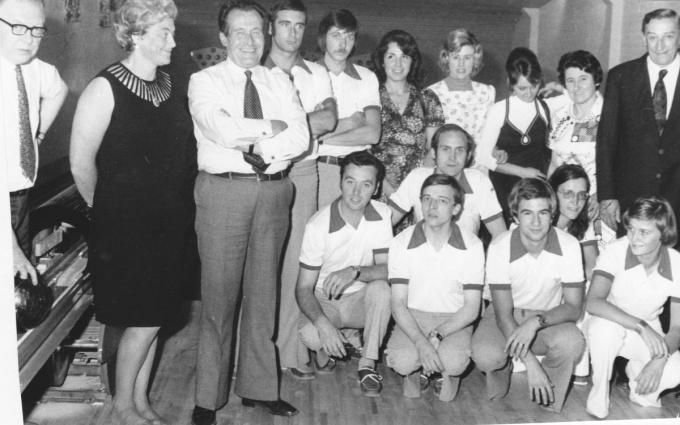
[427,29,495,152]
[477,47,550,225]
[544,50,604,221]
[70,1,195,424]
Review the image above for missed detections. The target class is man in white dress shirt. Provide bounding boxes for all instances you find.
[188,1,308,423]
[0,0,67,283]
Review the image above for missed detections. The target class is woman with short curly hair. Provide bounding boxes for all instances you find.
[70,0,194,423]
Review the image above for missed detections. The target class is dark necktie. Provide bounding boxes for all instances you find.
[242,70,267,172]
[16,65,36,181]
[653,69,668,135]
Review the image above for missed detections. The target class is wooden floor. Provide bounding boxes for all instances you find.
[26,301,680,425]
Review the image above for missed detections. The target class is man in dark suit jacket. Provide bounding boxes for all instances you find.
[597,8,680,232]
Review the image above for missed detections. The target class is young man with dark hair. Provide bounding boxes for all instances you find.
[296,150,392,397]
[315,9,381,208]
[471,178,586,412]
[387,173,485,402]
[264,0,339,378]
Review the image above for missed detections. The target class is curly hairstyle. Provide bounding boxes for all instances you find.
[371,29,423,87]
[557,50,603,87]
[437,28,484,77]
[113,0,177,52]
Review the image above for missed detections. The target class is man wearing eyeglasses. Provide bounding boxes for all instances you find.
[0,0,67,284]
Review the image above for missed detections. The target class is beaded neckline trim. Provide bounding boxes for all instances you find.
[107,63,171,107]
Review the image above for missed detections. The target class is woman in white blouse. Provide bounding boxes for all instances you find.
[427,29,495,148]
[477,47,550,224]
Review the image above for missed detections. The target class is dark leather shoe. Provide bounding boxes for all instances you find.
[191,406,216,425]
[241,398,299,416]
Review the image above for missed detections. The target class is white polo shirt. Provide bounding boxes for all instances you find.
[389,221,484,313]
[299,198,392,295]
[264,56,333,161]
[485,227,585,310]
[388,167,503,235]
[317,59,380,158]
[592,238,680,322]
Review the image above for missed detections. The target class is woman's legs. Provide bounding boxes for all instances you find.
[112,326,161,425]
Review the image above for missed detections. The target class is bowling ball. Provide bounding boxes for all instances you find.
[15,275,53,332]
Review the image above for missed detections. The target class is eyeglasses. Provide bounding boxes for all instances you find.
[0,17,47,38]
[557,189,589,202]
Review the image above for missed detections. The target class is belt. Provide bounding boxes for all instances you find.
[10,189,29,197]
[213,170,289,181]
[317,155,342,166]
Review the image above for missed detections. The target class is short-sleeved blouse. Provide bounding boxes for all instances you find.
[427,79,495,144]
[372,85,444,189]
[547,92,603,195]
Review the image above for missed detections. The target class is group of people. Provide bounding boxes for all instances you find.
[3,0,680,424]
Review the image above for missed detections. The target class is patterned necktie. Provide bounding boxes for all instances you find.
[242,70,267,172]
[653,69,668,135]
[16,65,36,181]
[243,70,263,119]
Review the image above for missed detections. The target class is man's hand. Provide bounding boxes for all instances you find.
[317,319,347,358]
[538,81,565,98]
[526,361,554,406]
[416,339,443,376]
[492,147,508,164]
[639,325,669,359]
[14,248,37,285]
[323,266,357,299]
[634,358,666,395]
[505,316,540,358]
[271,119,288,136]
[600,199,620,230]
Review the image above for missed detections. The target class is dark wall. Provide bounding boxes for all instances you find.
[38,0,521,182]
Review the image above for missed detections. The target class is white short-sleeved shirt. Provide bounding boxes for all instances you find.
[389,221,484,313]
[299,198,392,295]
[0,56,67,191]
[317,60,380,158]
[388,167,503,235]
[264,56,333,161]
[485,227,585,310]
[592,237,680,322]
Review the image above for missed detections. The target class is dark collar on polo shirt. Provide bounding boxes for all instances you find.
[263,55,312,75]
[407,220,467,250]
[509,227,562,263]
[624,245,673,281]
[432,168,473,194]
[318,58,361,80]
[329,197,382,233]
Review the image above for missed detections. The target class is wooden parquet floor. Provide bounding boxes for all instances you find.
[26,301,680,425]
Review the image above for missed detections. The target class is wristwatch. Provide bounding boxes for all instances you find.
[350,265,361,280]
[634,319,649,334]
[536,314,547,328]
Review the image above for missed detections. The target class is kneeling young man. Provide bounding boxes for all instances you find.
[585,197,680,419]
[471,178,585,412]
[386,174,485,401]
[296,150,392,396]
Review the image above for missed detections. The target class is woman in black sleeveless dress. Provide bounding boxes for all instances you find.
[477,47,550,225]
[70,1,193,424]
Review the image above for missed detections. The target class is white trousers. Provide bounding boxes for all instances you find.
[586,316,680,418]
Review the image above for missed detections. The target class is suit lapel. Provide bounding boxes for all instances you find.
[664,61,680,138]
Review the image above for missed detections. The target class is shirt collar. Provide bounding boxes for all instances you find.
[509,227,563,263]
[225,57,261,76]
[318,57,361,80]
[646,54,680,78]
[329,197,382,233]
[624,244,673,281]
[407,220,467,250]
[263,55,312,75]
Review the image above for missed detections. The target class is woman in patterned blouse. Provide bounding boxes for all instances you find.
[427,29,495,150]
[371,29,444,200]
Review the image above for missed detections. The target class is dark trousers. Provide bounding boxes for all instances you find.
[10,190,30,256]
[194,171,293,409]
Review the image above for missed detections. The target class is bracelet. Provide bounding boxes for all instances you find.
[634,319,649,334]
